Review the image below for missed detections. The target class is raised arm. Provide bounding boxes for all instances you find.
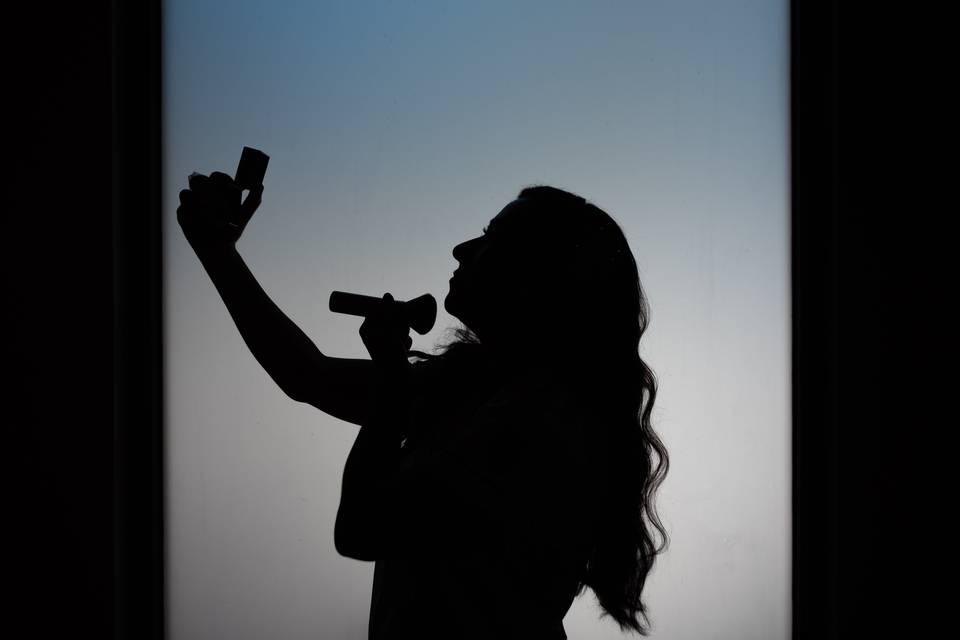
[196,246,382,424]
[177,170,381,426]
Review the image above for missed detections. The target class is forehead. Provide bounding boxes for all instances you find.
[489,198,537,230]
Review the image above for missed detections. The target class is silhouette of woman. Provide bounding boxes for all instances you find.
[178,175,668,639]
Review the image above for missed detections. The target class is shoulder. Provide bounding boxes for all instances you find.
[515,367,596,436]
[404,347,495,442]
[408,343,488,388]
[521,370,611,489]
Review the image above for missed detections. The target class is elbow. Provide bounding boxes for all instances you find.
[285,387,306,404]
[280,378,310,404]
[266,363,316,404]
[334,528,378,561]
[334,509,379,561]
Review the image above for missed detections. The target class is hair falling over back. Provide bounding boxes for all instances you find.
[414,185,668,635]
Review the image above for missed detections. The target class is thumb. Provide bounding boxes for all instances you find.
[381,293,404,323]
[238,184,264,227]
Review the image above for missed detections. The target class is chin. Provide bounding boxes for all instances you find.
[443,289,460,318]
[443,291,472,328]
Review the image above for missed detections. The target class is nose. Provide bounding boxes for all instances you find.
[452,236,484,263]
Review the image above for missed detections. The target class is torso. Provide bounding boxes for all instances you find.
[368,355,608,639]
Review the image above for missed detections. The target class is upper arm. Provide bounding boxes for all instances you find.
[292,353,433,429]
[289,353,379,426]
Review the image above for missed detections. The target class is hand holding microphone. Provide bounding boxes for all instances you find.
[330,291,437,369]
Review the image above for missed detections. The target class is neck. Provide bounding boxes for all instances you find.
[479,330,564,382]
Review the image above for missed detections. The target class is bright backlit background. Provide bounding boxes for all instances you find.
[164,1,789,638]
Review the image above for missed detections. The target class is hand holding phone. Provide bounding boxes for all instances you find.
[177,146,269,256]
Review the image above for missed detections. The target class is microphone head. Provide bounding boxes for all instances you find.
[404,293,437,335]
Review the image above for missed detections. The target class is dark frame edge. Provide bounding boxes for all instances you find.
[791,0,840,638]
[112,0,165,638]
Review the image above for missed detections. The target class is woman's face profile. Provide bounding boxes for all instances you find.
[444,198,540,338]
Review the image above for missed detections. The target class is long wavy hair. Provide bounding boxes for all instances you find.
[410,185,668,635]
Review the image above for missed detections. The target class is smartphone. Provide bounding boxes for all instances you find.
[234,146,269,190]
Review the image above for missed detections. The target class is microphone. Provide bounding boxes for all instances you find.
[328,291,437,335]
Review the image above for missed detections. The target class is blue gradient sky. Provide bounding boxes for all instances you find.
[165,2,789,638]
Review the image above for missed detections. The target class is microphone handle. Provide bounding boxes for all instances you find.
[328,290,397,317]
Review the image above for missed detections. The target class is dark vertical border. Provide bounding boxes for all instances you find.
[790,3,930,634]
[791,1,840,638]
[9,2,114,637]
[790,1,919,637]
[112,0,164,638]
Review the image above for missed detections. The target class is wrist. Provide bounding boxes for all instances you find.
[196,242,239,267]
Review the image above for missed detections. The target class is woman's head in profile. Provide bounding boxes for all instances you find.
[435,185,669,634]
[445,185,640,363]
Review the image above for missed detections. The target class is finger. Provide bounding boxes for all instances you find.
[209,171,237,187]
[190,172,238,204]
[359,316,373,336]
[380,293,404,324]
[188,172,209,191]
[238,184,263,226]
[179,189,194,206]
[176,203,204,228]
[377,293,394,318]
[188,175,220,205]
[208,171,242,204]
[360,297,407,337]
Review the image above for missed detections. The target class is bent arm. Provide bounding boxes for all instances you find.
[334,422,403,560]
[334,356,417,560]
[195,246,376,426]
